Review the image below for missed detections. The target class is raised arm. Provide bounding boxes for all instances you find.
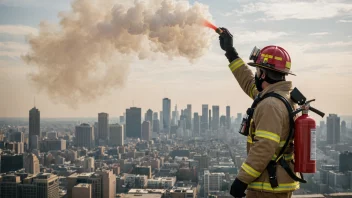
[219,28,259,100]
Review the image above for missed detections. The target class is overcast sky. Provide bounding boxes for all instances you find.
[0,0,351,120]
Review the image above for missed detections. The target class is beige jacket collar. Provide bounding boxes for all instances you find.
[260,81,293,96]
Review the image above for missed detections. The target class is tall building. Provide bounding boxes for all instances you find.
[34,173,59,198]
[153,120,160,133]
[0,154,24,173]
[220,116,226,127]
[109,124,124,146]
[209,109,212,130]
[193,113,200,136]
[145,109,153,126]
[40,139,66,152]
[327,114,340,144]
[67,170,115,198]
[186,104,192,130]
[0,173,59,198]
[212,106,220,130]
[73,183,92,198]
[226,106,231,129]
[142,121,151,141]
[98,113,109,141]
[84,157,95,172]
[203,170,225,198]
[24,153,40,174]
[11,131,24,143]
[201,105,209,133]
[339,151,352,172]
[75,123,95,149]
[126,107,142,138]
[153,112,158,120]
[29,107,40,150]
[160,111,163,130]
[341,120,347,136]
[30,135,39,150]
[162,98,171,133]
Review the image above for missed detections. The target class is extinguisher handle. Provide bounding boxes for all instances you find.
[309,106,325,118]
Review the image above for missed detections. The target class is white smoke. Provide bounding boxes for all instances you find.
[22,0,214,107]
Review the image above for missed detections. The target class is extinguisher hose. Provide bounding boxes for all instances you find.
[309,106,325,118]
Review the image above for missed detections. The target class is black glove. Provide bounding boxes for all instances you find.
[219,27,239,63]
[230,178,248,198]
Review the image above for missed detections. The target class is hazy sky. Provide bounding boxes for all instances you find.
[0,0,352,119]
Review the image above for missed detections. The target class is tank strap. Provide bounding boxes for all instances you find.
[260,92,307,187]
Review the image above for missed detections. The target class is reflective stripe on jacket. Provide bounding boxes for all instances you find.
[228,58,300,193]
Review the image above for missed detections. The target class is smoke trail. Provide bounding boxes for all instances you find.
[22,0,213,107]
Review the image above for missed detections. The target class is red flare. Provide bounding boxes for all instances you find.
[203,19,222,34]
[203,19,218,31]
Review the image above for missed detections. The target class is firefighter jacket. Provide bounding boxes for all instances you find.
[228,57,300,193]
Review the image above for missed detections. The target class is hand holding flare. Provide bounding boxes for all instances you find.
[203,19,223,34]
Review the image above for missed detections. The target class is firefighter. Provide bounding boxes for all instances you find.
[218,27,299,198]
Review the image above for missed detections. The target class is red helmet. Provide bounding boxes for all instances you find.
[248,45,294,75]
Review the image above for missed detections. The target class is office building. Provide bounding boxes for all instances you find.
[162,98,171,133]
[6,142,24,154]
[0,154,24,173]
[201,105,209,133]
[67,170,115,198]
[193,113,200,136]
[0,173,59,198]
[142,121,151,141]
[327,114,340,144]
[160,111,163,130]
[75,123,95,149]
[339,151,352,172]
[109,124,124,146]
[124,174,148,188]
[145,109,153,126]
[204,170,225,198]
[24,153,40,174]
[186,104,192,130]
[153,112,158,120]
[47,132,58,139]
[40,139,66,152]
[226,106,231,129]
[153,120,160,133]
[126,107,142,138]
[84,157,95,172]
[98,113,109,141]
[73,183,92,198]
[29,107,40,150]
[133,165,152,179]
[30,135,39,150]
[194,154,210,169]
[11,131,24,143]
[341,120,347,136]
[212,106,220,130]
[220,115,226,128]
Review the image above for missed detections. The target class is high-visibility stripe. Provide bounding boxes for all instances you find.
[247,136,253,143]
[285,62,291,69]
[255,130,280,143]
[229,59,244,72]
[249,84,256,99]
[279,141,286,147]
[274,56,282,61]
[242,163,261,178]
[261,54,273,59]
[272,153,293,161]
[249,182,299,192]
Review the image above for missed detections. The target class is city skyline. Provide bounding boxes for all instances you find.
[0,0,351,118]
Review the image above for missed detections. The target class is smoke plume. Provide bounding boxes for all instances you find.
[23,0,213,107]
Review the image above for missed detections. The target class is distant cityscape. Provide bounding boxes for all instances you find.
[0,98,352,198]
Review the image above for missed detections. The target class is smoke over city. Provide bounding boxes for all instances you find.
[22,0,213,107]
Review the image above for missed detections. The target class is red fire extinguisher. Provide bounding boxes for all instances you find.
[292,99,325,173]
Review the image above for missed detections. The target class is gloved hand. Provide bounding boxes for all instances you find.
[230,178,248,198]
[218,27,239,63]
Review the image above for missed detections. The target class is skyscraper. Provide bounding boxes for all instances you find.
[75,123,95,149]
[201,105,209,133]
[153,112,158,120]
[162,98,171,133]
[193,113,200,136]
[142,121,151,141]
[29,107,40,150]
[109,124,124,146]
[126,107,142,138]
[212,106,220,130]
[341,120,347,136]
[226,106,231,129]
[220,115,226,127]
[84,157,95,172]
[98,113,109,141]
[327,114,340,144]
[145,109,153,125]
[186,104,192,130]
[24,153,40,174]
